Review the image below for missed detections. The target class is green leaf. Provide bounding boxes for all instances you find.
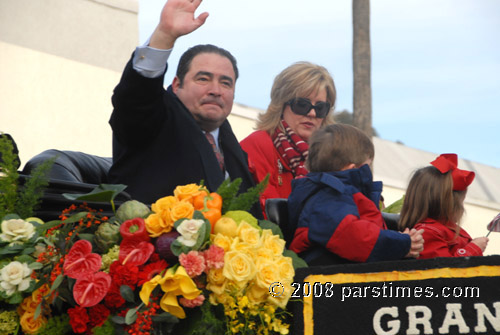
[151,312,179,323]
[62,184,127,202]
[50,274,64,293]
[111,315,126,325]
[34,302,42,320]
[0,244,24,255]
[1,213,21,221]
[125,305,140,325]
[120,285,135,303]
[29,261,44,270]
[171,239,189,257]
[7,291,23,304]
[258,219,284,239]
[14,254,33,263]
[77,233,95,243]
[21,247,36,255]
[283,249,308,269]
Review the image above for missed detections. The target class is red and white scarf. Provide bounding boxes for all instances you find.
[272,120,309,178]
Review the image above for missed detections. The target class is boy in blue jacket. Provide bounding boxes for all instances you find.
[288,124,423,266]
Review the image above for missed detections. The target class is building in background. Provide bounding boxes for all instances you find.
[2,0,499,255]
[1,0,138,167]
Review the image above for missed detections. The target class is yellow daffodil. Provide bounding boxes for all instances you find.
[158,266,201,319]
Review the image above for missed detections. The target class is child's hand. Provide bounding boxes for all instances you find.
[471,237,489,252]
[403,228,424,258]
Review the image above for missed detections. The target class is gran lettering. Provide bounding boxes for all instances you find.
[372,302,500,335]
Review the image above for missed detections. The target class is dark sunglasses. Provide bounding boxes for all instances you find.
[286,98,331,118]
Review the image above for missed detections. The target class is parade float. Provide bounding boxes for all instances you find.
[1,135,499,335]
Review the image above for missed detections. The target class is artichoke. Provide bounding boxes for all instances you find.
[115,200,150,223]
[94,221,121,253]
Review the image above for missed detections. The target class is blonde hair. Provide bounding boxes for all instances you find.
[256,62,336,135]
[306,124,374,172]
[398,166,467,233]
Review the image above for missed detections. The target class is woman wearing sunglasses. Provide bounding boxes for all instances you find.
[240,62,336,217]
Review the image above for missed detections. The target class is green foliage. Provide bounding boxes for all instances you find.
[16,157,55,219]
[63,183,127,213]
[0,135,19,218]
[0,135,54,219]
[216,175,269,214]
[35,313,72,335]
[216,178,242,214]
[382,195,405,214]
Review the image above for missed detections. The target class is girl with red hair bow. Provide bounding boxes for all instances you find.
[398,153,489,258]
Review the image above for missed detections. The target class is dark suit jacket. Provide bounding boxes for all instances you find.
[109,55,260,217]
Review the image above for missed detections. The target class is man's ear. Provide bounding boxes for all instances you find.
[172,76,181,94]
[341,163,357,171]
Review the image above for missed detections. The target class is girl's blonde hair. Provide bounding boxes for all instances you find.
[398,166,467,234]
[256,62,337,135]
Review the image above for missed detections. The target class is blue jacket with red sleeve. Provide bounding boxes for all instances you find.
[288,165,411,265]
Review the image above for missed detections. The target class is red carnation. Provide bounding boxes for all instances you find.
[88,304,110,329]
[104,284,126,309]
[109,261,140,287]
[120,218,150,242]
[68,306,89,334]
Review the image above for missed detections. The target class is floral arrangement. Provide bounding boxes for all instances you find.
[0,169,304,334]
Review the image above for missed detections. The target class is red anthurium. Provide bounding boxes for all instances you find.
[64,240,102,279]
[120,218,150,242]
[73,272,112,307]
[119,236,155,266]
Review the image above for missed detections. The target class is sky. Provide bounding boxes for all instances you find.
[138,0,500,168]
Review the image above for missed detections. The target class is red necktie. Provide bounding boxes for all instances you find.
[205,132,224,172]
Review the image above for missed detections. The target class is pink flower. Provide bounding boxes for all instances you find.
[179,294,205,308]
[203,245,225,270]
[179,251,205,278]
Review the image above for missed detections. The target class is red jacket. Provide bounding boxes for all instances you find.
[415,218,483,259]
[240,131,294,216]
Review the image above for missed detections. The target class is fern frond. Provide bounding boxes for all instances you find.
[0,135,20,218]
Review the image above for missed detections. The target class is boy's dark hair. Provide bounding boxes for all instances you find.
[306,124,374,172]
[176,44,239,87]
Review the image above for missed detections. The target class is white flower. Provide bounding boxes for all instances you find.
[0,219,35,244]
[176,219,204,247]
[0,261,33,296]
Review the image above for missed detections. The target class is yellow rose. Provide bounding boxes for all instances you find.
[206,268,227,295]
[261,230,285,256]
[223,250,256,287]
[254,248,275,264]
[20,311,47,334]
[267,281,293,309]
[237,221,262,248]
[247,283,268,303]
[230,239,254,258]
[254,260,280,289]
[145,213,170,237]
[173,184,203,203]
[170,201,194,222]
[211,234,233,252]
[151,196,176,217]
[276,256,295,282]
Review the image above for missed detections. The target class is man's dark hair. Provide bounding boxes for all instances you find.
[176,44,239,87]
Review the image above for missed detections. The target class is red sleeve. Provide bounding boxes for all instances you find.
[240,132,288,215]
[418,225,483,258]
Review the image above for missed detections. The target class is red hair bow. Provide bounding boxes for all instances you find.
[430,153,475,191]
